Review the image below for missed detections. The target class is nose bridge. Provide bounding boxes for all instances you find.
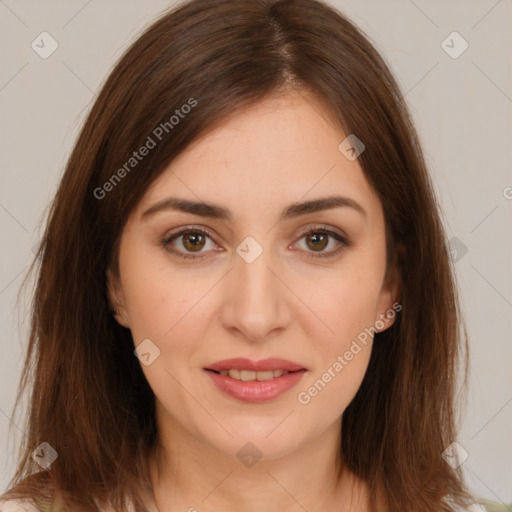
[220,236,291,341]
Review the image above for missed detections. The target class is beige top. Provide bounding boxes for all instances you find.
[0,499,44,512]
[0,497,486,511]
[0,497,157,512]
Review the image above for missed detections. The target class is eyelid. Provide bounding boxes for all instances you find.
[161,223,350,260]
[291,224,350,259]
[294,223,348,242]
[161,225,220,260]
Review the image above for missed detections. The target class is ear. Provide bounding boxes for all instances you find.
[374,250,402,333]
[106,267,130,328]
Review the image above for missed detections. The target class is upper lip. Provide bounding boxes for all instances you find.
[205,358,307,372]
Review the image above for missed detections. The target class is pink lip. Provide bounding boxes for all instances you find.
[204,368,307,403]
[205,357,306,372]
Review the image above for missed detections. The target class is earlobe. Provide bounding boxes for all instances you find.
[106,267,130,328]
[375,258,402,333]
[375,303,398,333]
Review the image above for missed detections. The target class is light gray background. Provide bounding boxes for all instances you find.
[1,0,511,504]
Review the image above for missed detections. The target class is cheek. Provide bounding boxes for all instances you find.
[294,284,377,422]
[307,290,376,378]
[120,255,214,428]
[298,261,384,349]
[119,241,211,343]
[292,261,383,412]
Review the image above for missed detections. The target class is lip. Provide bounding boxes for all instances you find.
[205,357,307,372]
[204,368,307,403]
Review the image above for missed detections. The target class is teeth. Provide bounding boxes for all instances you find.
[254,370,274,381]
[218,369,290,380]
[240,370,256,381]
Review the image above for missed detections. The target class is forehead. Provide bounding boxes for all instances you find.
[136,92,382,227]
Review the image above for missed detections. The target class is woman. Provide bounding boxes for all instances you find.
[0,0,479,510]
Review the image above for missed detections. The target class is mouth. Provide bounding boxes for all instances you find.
[203,358,307,403]
[207,368,296,381]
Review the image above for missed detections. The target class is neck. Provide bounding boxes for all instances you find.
[147,407,370,512]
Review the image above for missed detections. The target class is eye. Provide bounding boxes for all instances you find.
[161,224,351,261]
[162,227,218,260]
[293,225,350,259]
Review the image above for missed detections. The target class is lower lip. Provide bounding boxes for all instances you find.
[204,369,307,403]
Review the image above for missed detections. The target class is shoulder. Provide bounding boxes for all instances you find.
[452,503,487,512]
[0,499,42,512]
[0,496,141,512]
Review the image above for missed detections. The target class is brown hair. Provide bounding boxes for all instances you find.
[2,0,474,510]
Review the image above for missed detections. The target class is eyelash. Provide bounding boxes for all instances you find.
[161,224,351,261]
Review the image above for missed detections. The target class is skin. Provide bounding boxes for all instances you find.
[107,90,400,512]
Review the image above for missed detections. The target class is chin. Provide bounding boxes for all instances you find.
[197,416,309,462]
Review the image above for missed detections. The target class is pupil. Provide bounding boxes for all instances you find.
[185,233,204,251]
[309,233,327,251]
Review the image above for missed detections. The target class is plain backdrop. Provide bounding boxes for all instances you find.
[1,0,511,504]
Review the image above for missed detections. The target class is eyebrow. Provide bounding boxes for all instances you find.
[141,195,367,223]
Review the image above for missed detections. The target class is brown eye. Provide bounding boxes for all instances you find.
[162,227,217,260]
[305,232,329,252]
[181,231,207,252]
[295,226,350,260]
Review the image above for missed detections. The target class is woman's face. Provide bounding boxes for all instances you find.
[108,91,399,461]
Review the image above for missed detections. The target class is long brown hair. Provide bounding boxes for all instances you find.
[2,0,473,510]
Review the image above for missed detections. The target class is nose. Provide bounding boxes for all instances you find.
[218,243,292,344]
